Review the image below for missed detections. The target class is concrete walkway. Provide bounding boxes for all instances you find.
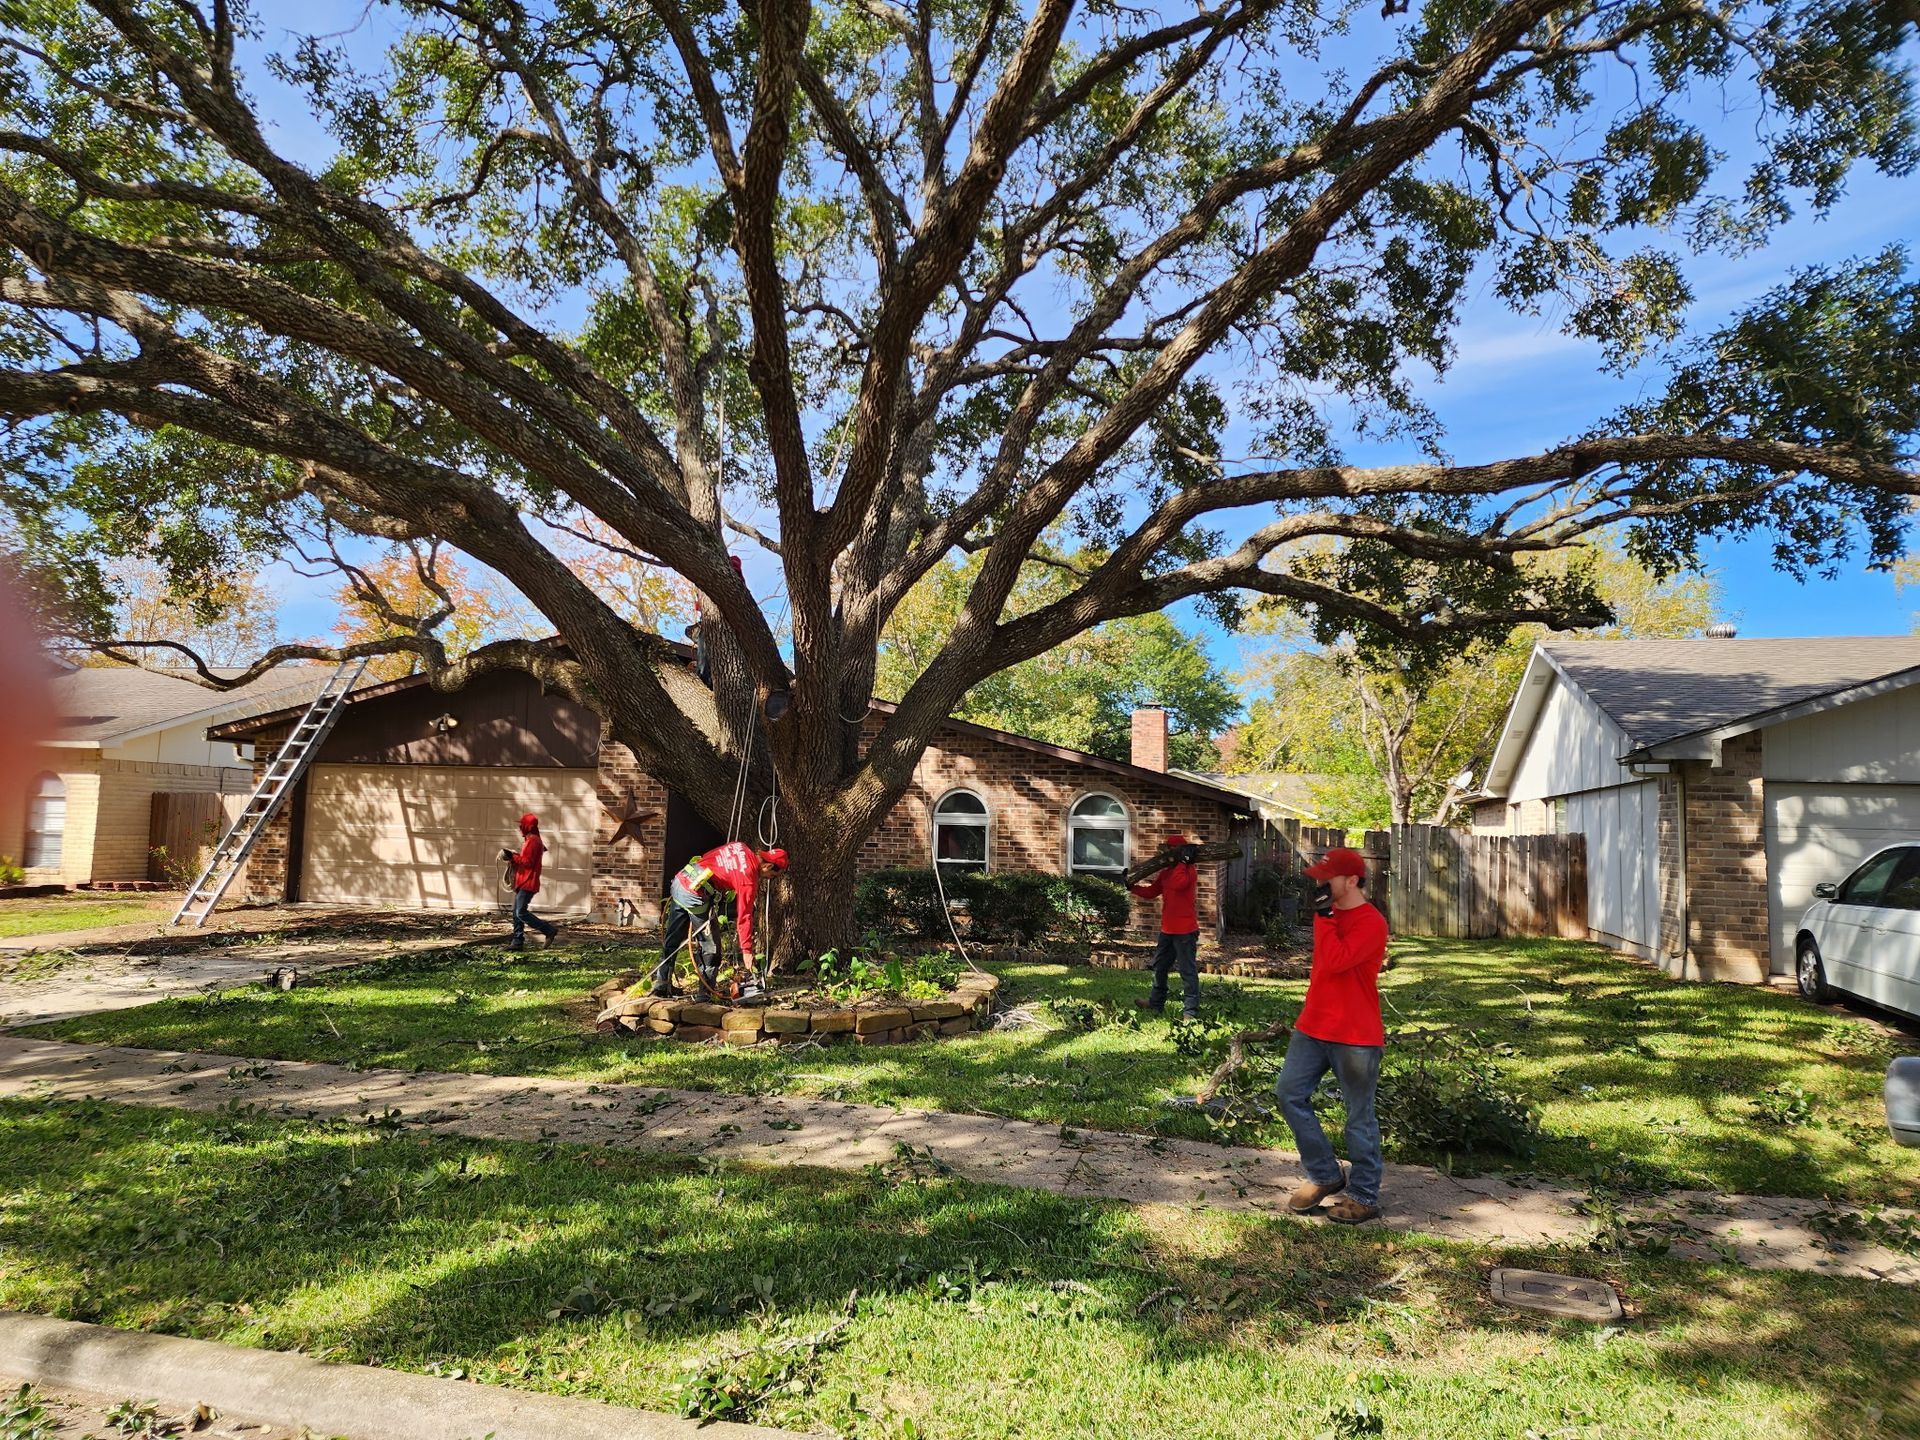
[0,937,469,1029]
[1,1036,1914,1286]
[0,1310,799,1440]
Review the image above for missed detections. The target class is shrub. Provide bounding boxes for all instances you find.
[0,855,24,886]
[962,872,1054,942]
[854,868,951,938]
[1045,874,1132,940]
[1376,1047,1542,1161]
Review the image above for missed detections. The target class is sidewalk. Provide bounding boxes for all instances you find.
[0,1310,798,1440]
[1,1035,1913,1285]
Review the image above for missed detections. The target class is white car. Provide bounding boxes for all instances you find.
[1795,844,1920,1021]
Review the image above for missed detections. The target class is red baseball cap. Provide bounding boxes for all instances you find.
[1305,847,1367,881]
[1164,833,1189,846]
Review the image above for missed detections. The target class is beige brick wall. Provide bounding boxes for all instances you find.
[92,758,250,883]
[6,748,102,886]
[1657,772,1683,964]
[1673,733,1770,983]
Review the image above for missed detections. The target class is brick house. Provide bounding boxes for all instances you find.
[4,666,324,887]
[212,667,1252,939]
[1472,635,1920,982]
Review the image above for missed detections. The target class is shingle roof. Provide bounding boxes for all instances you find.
[1541,637,1920,750]
[52,666,330,744]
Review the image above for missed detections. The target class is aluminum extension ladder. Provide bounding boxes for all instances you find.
[169,657,369,928]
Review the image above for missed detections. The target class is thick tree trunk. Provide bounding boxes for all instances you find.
[771,839,861,970]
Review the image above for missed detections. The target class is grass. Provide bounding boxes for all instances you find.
[0,893,173,940]
[0,1096,1913,1440]
[30,935,1920,1204]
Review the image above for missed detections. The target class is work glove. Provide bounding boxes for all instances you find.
[1312,883,1334,918]
[1175,844,1199,865]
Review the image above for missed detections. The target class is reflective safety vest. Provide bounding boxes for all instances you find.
[676,855,716,894]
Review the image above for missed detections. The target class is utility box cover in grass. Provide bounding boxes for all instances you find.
[1488,1268,1624,1322]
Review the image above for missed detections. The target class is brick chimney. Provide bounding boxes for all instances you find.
[1131,706,1169,772]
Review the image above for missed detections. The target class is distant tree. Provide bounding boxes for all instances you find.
[1237,541,1720,827]
[878,547,1239,768]
[332,543,539,682]
[83,555,282,669]
[554,516,698,633]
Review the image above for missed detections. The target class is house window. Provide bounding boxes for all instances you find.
[24,773,65,870]
[932,789,990,873]
[1552,798,1568,836]
[1068,792,1129,875]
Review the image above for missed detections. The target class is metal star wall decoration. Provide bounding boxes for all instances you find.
[603,790,661,847]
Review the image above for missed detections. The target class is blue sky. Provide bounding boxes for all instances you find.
[253,7,1920,664]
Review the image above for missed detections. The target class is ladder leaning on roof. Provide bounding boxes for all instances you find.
[169,658,369,929]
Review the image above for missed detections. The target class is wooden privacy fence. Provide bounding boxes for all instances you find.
[1226,819,1392,927]
[1388,824,1587,939]
[148,792,246,885]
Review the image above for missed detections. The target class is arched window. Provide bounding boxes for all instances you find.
[1068,792,1129,876]
[24,773,65,870]
[932,789,990,873]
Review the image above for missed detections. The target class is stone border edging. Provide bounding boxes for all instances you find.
[593,971,1002,1046]
[0,1310,801,1440]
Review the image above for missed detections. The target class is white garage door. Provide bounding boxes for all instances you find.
[1567,781,1660,956]
[1766,783,1920,976]
[301,765,596,913]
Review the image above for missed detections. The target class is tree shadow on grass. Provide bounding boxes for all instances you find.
[1,1097,1914,1440]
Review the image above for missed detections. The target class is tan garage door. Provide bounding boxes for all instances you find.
[300,764,596,913]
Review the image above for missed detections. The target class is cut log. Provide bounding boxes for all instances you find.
[1122,839,1241,887]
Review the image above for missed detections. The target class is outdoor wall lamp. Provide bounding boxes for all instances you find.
[433,713,460,734]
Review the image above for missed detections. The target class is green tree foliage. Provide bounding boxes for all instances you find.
[877,547,1239,768]
[0,2,1914,953]
[1236,540,1720,828]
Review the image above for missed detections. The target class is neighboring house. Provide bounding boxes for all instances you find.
[4,666,327,886]
[1474,635,1920,982]
[214,679,1255,936]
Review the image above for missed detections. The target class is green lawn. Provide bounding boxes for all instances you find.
[0,1097,1910,1440]
[0,893,174,939]
[30,935,1920,1203]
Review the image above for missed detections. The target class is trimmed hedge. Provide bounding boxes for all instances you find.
[855,867,1133,943]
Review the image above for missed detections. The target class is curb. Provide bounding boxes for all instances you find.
[0,1311,804,1440]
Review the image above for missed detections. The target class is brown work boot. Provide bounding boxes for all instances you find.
[1287,1166,1348,1214]
[1325,1195,1382,1225]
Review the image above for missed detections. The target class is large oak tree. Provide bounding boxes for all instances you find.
[1,0,1917,956]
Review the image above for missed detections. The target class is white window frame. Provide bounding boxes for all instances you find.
[24,772,66,871]
[1066,790,1130,877]
[931,787,991,874]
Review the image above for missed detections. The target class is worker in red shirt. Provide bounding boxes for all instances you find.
[499,813,560,950]
[1278,847,1389,1224]
[648,840,789,1003]
[1131,833,1203,1019]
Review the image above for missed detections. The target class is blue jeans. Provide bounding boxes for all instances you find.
[1276,1030,1384,1207]
[509,888,556,947]
[1147,931,1200,1015]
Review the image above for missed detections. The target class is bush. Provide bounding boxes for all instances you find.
[1376,1047,1542,1161]
[854,868,951,939]
[854,868,1132,944]
[0,855,24,886]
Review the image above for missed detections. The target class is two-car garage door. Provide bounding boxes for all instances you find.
[299,764,597,914]
[1765,783,1920,977]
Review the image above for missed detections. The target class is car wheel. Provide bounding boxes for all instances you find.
[1796,940,1831,1003]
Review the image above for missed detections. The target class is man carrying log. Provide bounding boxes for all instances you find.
[1131,833,1203,1019]
[1277,847,1389,1225]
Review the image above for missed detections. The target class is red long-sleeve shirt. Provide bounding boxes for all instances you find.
[1129,861,1198,936]
[698,841,766,957]
[1294,901,1388,1046]
[510,833,546,894]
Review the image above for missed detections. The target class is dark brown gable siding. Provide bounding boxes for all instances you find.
[316,670,600,769]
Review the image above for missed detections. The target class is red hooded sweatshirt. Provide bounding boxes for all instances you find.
[509,814,546,894]
[1128,833,1199,936]
[1294,901,1389,1047]
[689,841,767,956]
